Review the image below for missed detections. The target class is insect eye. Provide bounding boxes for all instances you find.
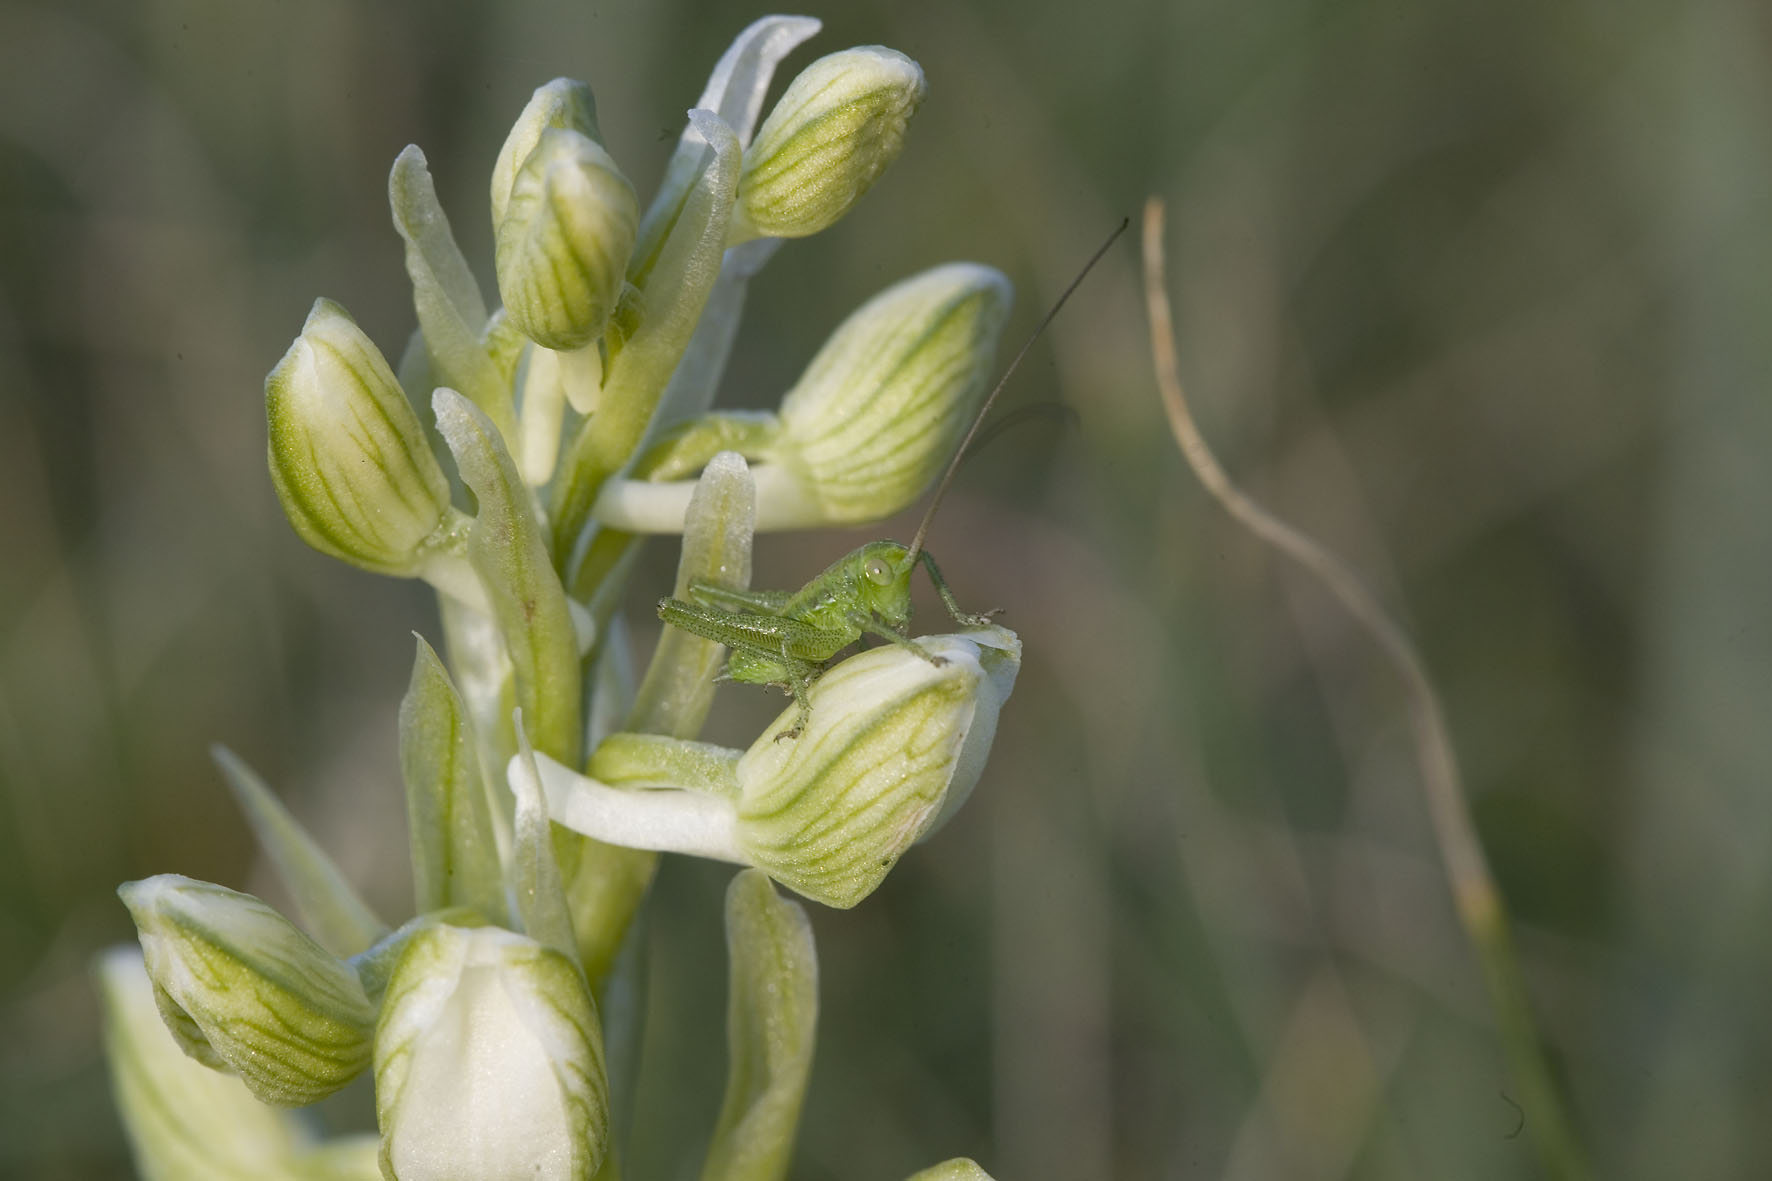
[864,557,893,586]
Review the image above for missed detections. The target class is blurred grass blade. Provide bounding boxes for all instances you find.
[1141,197,1590,1181]
[211,746,386,957]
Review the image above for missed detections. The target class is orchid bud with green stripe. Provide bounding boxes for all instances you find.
[525,627,1021,909]
[495,127,638,350]
[769,262,1010,526]
[117,875,377,1107]
[374,922,610,1181]
[266,299,456,575]
[491,78,602,230]
[587,263,1011,534]
[731,46,925,243]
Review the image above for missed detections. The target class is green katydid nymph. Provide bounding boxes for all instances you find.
[658,219,1127,734]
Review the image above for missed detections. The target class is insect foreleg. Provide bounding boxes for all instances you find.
[918,551,997,628]
[848,612,945,667]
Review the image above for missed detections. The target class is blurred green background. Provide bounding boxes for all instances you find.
[3,0,1769,1177]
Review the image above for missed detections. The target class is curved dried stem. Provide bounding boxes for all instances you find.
[1142,197,1588,1180]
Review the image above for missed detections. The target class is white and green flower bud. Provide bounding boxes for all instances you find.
[527,628,1021,909]
[266,298,456,575]
[491,78,602,230]
[117,875,377,1107]
[768,262,1011,525]
[495,127,639,350]
[375,922,610,1181]
[731,46,926,243]
[588,264,1011,534]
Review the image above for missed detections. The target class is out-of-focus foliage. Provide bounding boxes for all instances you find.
[1,0,1765,1178]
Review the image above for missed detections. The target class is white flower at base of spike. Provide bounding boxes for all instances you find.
[116,875,377,1108]
[589,263,1012,533]
[495,127,638,351]
[266,299,461,576]
[374,922,610,1181]
[518,628,1020,909]
[731,46,926,243]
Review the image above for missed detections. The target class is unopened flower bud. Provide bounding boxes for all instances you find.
[495,127,639,350]
[117,875,377,1107]
[491,78,602,230]
[375,923,610,1181]
[97,947,385,1178]
[771,263,1011,526]
[266,299,454,575]
[732,47,925,242]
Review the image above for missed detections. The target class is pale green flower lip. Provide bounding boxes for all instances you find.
[117,874,377,1108]
[265,297,455,575]
[374,922,610,1181]
[732,45,926,243]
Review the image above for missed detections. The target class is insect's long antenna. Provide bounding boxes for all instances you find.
[906,217,1130,564]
